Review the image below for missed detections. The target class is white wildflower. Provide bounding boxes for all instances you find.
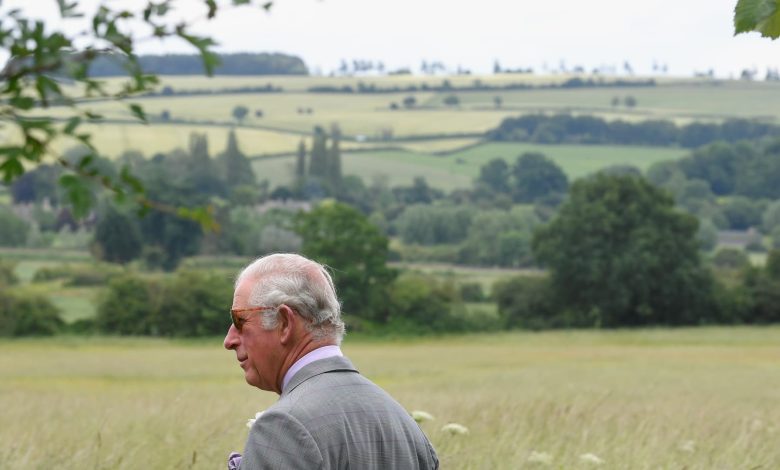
[579,453,604,465]
[526,450,553,465]
[411,410,435,423]
[246,410,264,429]
[441,423,469,435]
[678,440,696,453]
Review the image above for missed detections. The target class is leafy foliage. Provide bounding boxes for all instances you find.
[294,202,397,323]
[0,205,30,247]
[0,288,63,336]
[92,203,143,264]
[734,0,780,39]
[95,269,232,336]
[533,174,718,327]
[0,0,271,222]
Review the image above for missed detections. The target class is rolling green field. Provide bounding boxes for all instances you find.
[1,328,778,469]
[33,75,780,173]
[252,143,688,191]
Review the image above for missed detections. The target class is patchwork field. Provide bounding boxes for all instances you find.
[252,143,688,191]
[1,327,778,469]
[33,75,780,169]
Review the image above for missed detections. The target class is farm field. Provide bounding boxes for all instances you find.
[1,327,778,469]
[35,76,780,163]
[252,143,688,191]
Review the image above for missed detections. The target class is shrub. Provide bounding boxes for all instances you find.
[459,282,485,302]
[387,273,463,333]
[96,269,232,336]
[96,273,159,335]
[0,260,18,286]
[0,289,63,336]
[493,275,560,329]
[32,263,123,286]
[711,248,750,270]
[0,205,30,247]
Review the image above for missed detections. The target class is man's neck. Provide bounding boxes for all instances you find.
[275,338,336,394]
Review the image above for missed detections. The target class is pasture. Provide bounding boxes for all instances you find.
[33,75,780,170]
[1,327,778,469]
[252,143,688,191]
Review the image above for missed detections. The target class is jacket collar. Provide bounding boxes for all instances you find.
[281,355,359,396]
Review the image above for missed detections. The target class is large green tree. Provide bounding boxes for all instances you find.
[532,174,717,327]
[294,202,397,323]
[91,203,143,264]
[512,152,568,203]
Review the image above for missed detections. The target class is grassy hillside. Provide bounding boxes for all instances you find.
[26,75,780,191]
[1,328,778,469]
[252,143,688,191]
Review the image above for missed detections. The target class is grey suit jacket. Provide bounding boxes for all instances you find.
[240,356,439,470]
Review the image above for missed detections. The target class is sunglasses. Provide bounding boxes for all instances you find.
[230,306,275,331]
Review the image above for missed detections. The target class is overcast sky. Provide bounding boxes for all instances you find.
[7,0,780,77]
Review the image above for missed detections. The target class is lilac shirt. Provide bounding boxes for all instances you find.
[282,345,343,393]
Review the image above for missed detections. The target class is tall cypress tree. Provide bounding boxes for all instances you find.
[187,133,225,196]
[221,130,255,186]
[309,126,328,179]
[295,139,307,180]
[328,124,342,191]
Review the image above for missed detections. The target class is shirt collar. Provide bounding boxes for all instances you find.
[282,345,343,392]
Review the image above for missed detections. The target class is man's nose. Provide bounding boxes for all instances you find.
[224,325,239,350]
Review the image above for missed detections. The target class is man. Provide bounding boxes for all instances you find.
[224,253,439,469]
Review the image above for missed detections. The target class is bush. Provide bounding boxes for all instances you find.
[0,289,63,336]
[96,273,159,335]
[96,269,233,336]
[0,260,18,286]
[493,275,561,329]
[32,263,123,286]
[0,205,30,247]
[459,282,485,302]
[386,273,464,333]
[711,248,750,270]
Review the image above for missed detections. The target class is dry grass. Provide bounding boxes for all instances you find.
[1,328,778,469]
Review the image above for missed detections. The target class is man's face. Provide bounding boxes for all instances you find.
[223,278,284,392]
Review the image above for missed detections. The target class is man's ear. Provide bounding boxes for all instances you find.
[277,305,297,345]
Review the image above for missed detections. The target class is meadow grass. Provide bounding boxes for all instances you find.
[1,327,778,469]
[252,142,687,191]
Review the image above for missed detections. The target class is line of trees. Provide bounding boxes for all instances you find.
[308,78,655,94]
[87,52,308,76]
[488,114,780,148]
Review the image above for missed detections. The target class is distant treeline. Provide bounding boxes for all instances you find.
[87,52,308,76]
[308,78,656,94]
[488,114,780,148]
[144,83,283,97]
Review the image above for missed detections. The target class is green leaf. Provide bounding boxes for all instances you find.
[63,116,81,135]
[232,0,252,5]
[262,2,273,11]
[59,174,93,218]
[129,103,147,123]
[0,157,24,182]
[205,0,218,18]
[56,0,83,18]
[176,29,220,75]
[120,165,145,194]
[9,96,35,110]
[77,155,94,170]
[734,0,780,38]
[176,205,219,232]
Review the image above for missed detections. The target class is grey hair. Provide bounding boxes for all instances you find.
[235,253,345,344]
